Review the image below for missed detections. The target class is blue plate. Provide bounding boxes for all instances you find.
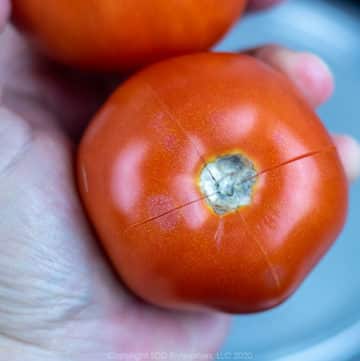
[216,1,360,360]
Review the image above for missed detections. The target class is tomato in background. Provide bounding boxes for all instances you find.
[78,53,348,313]
[12,0,247,72]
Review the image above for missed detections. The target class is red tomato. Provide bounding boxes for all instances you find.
[78,53,348,313]
[12,0,247,71]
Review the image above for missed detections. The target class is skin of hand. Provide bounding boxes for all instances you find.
[0,0,359,360]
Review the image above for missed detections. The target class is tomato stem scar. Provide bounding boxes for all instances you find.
[199,154,257,215]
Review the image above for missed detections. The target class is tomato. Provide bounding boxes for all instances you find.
[12,0,247,72]
[78,53,348,313]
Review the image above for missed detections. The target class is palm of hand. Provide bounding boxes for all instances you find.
[1,3,359,359]
[0,28,227,360]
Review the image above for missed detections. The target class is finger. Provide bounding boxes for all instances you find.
[0,0,10,31]
[247,0,285,11]
[250,45,334,108]
[333,135,360,183]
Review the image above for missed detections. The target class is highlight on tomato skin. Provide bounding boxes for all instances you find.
[77,52,349,313]
[12,0,247,72]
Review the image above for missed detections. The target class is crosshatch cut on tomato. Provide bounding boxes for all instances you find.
[12,0,247,71]
[78,53,348,313]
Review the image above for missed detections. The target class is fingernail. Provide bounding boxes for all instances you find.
[254,47,334,107]
[290,52,334,107]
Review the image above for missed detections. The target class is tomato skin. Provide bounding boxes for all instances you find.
[12,0,247,72]
[78,53,348,313]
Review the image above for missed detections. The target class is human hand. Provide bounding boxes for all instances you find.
[0,1,359,360]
